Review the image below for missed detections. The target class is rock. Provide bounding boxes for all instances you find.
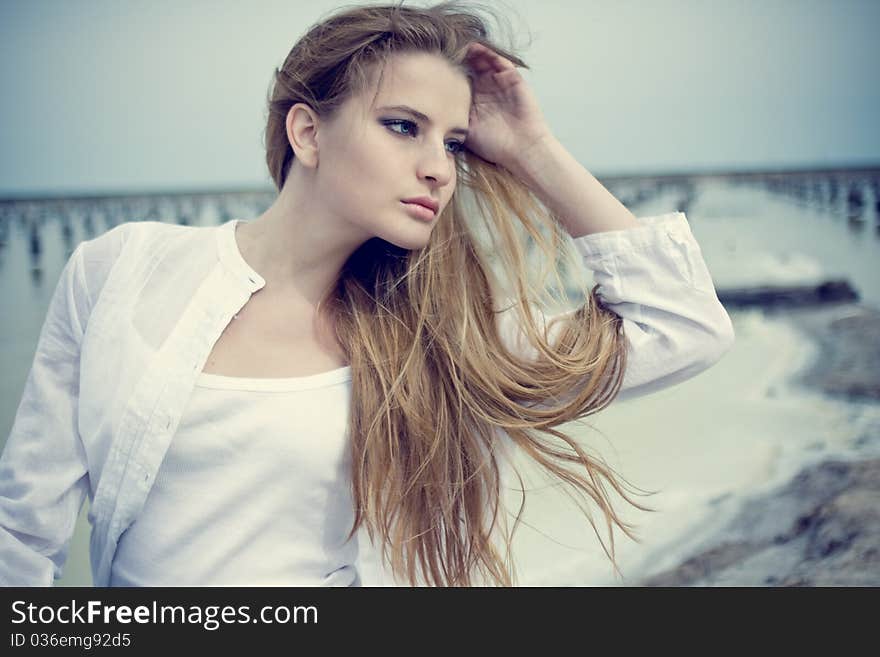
[716,280,859,309]
[637,458,880,586]
[637,540,769,587]
[790,304,880,402]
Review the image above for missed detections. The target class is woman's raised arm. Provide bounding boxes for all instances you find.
[498,211,735,405]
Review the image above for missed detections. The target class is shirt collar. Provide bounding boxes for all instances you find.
[216,219,266,292]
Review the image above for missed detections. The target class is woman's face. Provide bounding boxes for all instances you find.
[313,51,472,250]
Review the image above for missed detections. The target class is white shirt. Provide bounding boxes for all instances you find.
[110,369,358,586]
[0,212,734,586]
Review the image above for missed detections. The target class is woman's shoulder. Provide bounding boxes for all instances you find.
[79,219,212,263]
[76,220,211,302]
[91,218,199,248]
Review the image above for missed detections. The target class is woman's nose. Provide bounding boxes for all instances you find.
[417,143,454,187]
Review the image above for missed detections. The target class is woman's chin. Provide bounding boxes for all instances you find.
[382,230,433,251]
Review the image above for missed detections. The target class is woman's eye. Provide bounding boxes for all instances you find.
[446,141,465,155]
[384,119,417,137]
[384,119,465,156]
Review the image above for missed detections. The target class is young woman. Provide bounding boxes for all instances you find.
[0,2,734,587]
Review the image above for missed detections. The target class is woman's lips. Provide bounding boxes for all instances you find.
[401,201,436,222]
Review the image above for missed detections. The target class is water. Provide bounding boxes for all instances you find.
[1,168,878,585]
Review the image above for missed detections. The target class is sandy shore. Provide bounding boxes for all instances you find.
[635,302,880,586]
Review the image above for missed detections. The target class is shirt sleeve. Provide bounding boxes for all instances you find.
[498,211,736,405]
[0,243,92,585]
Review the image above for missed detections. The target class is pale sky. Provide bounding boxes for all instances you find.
[0,0,877,198]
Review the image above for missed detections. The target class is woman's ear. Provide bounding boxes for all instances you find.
[286,103,320,169]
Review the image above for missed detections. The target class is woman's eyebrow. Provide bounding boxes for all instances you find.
[377,104,469,136]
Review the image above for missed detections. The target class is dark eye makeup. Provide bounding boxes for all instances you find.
[381,119,466,156]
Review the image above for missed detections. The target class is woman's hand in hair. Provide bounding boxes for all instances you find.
[463,42,553,174]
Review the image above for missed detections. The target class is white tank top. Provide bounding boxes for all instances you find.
[110,365,360,586]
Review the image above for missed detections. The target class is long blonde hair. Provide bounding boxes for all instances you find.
[264,1,656,586]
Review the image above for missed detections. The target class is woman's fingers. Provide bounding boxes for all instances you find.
[465,42,515,74]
